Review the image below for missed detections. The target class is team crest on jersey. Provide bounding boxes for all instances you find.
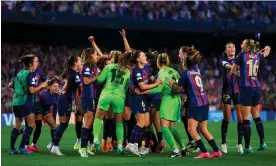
[136,73,141,77]
[85,68,90,72]
[31,78,36,85]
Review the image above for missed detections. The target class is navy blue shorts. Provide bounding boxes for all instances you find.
[33,102,42,115]
[125,93,130,107]
[13,104,35,118]
[188,105,209,122]
[150,98,161,109]
[222,93,240,105]
[129,95,150,114]
[57,96,72,117]
[81,98,97,113]
[239,87,262,107]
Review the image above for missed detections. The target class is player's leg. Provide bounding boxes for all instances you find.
[10,106,22,154]
[221,94,231,153]
[30,110,43,152]
[19,106,36,155]
[43,112,56,150]
[79,98,95,157]
[151,107,162,152]
[239,87,253,154]
[51,97,71,156]
[74,112,83,150]
[198,120,221,158]
[103,108,114,152]
[233,93,244,154]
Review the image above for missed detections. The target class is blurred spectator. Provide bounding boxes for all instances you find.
[2,1,276,24]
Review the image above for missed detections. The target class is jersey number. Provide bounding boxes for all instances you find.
[111,69,124,85]
[195,76,204,92]
[247,60,259,76]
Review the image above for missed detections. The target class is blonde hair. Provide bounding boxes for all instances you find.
[157,53,170,67]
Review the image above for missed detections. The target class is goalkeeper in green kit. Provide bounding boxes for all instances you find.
[142,53,186,157]
[92,52,131,154]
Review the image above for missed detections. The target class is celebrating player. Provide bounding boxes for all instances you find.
[93,52,132,154]
[231,39,271,154]
[220,42,243,154]
[172,46,222,159]
[51,55,83,156]
[9,54,48,155]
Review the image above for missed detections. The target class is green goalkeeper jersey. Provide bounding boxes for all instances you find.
[97,64,130,99]
[150,66,180,96]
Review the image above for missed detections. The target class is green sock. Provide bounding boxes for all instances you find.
[93,118,102,140]
[116,122,124,145]
[170,127,184,149]
[161,127,178,150]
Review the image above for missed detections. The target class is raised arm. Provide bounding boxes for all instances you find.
[119,29,132,53]
[261,46,271,57]
[88,36,104,57]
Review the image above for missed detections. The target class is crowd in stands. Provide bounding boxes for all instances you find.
[2,1,276,24]
[2,43,276,113]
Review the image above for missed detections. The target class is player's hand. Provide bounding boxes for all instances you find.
[88,36,94,43]
[169,80,176,88]
[41,81,49,88]
[135,88,141,95]
[119,29,126,37]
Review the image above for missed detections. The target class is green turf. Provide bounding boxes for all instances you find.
[2,122,276,166]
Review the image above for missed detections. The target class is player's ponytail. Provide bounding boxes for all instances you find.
[61,55,79,79]
[185,46,201,68]
[254,41,260,52]
[110,50,121,64]
[117,52,131,78]
[157,53,170,68]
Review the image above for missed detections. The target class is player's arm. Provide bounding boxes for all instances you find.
[261,46,271,57]
[170,72,185,93]
[28,74,48,94]
[230,64,240,77]
[119,29,132,53]
[88,36,103,57]
[138,80,160,91]
[97,66,109,83]
[82,66,98,85]
[8,79,14,88]
[221,59,232,69]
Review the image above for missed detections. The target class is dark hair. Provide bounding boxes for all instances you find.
[19,54,37,67]
[131,50,143,64]
[222,42,235,58]
[145,51,158,60]
[180,46,189,54]
[48,77,60,86]
[244,39,256,52]
[81,48,96,68]
[97,55,111,70]
[62,55,80,79]
[185,46,201,68]
[117,52,132,77]
[225,42,234,49]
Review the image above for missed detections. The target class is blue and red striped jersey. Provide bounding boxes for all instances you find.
[33,68,46,102]
[220,58,239,94]
[132,64,152,91]
[178,65,209,107]
[235,51,264,87]
[61,68,81,99]
[81,63,101,99]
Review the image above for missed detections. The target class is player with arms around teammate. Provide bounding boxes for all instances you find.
[172,46,222,159]
[92,52,131,154]
[78,47,100,157]
[231,39,271,154]
[220,42,243,154]
[143,53,185,157]
[9,54,48,155]
[50,55,83,156]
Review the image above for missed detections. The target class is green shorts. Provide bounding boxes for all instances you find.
[159,95,181,121]
[97,94,125,114]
